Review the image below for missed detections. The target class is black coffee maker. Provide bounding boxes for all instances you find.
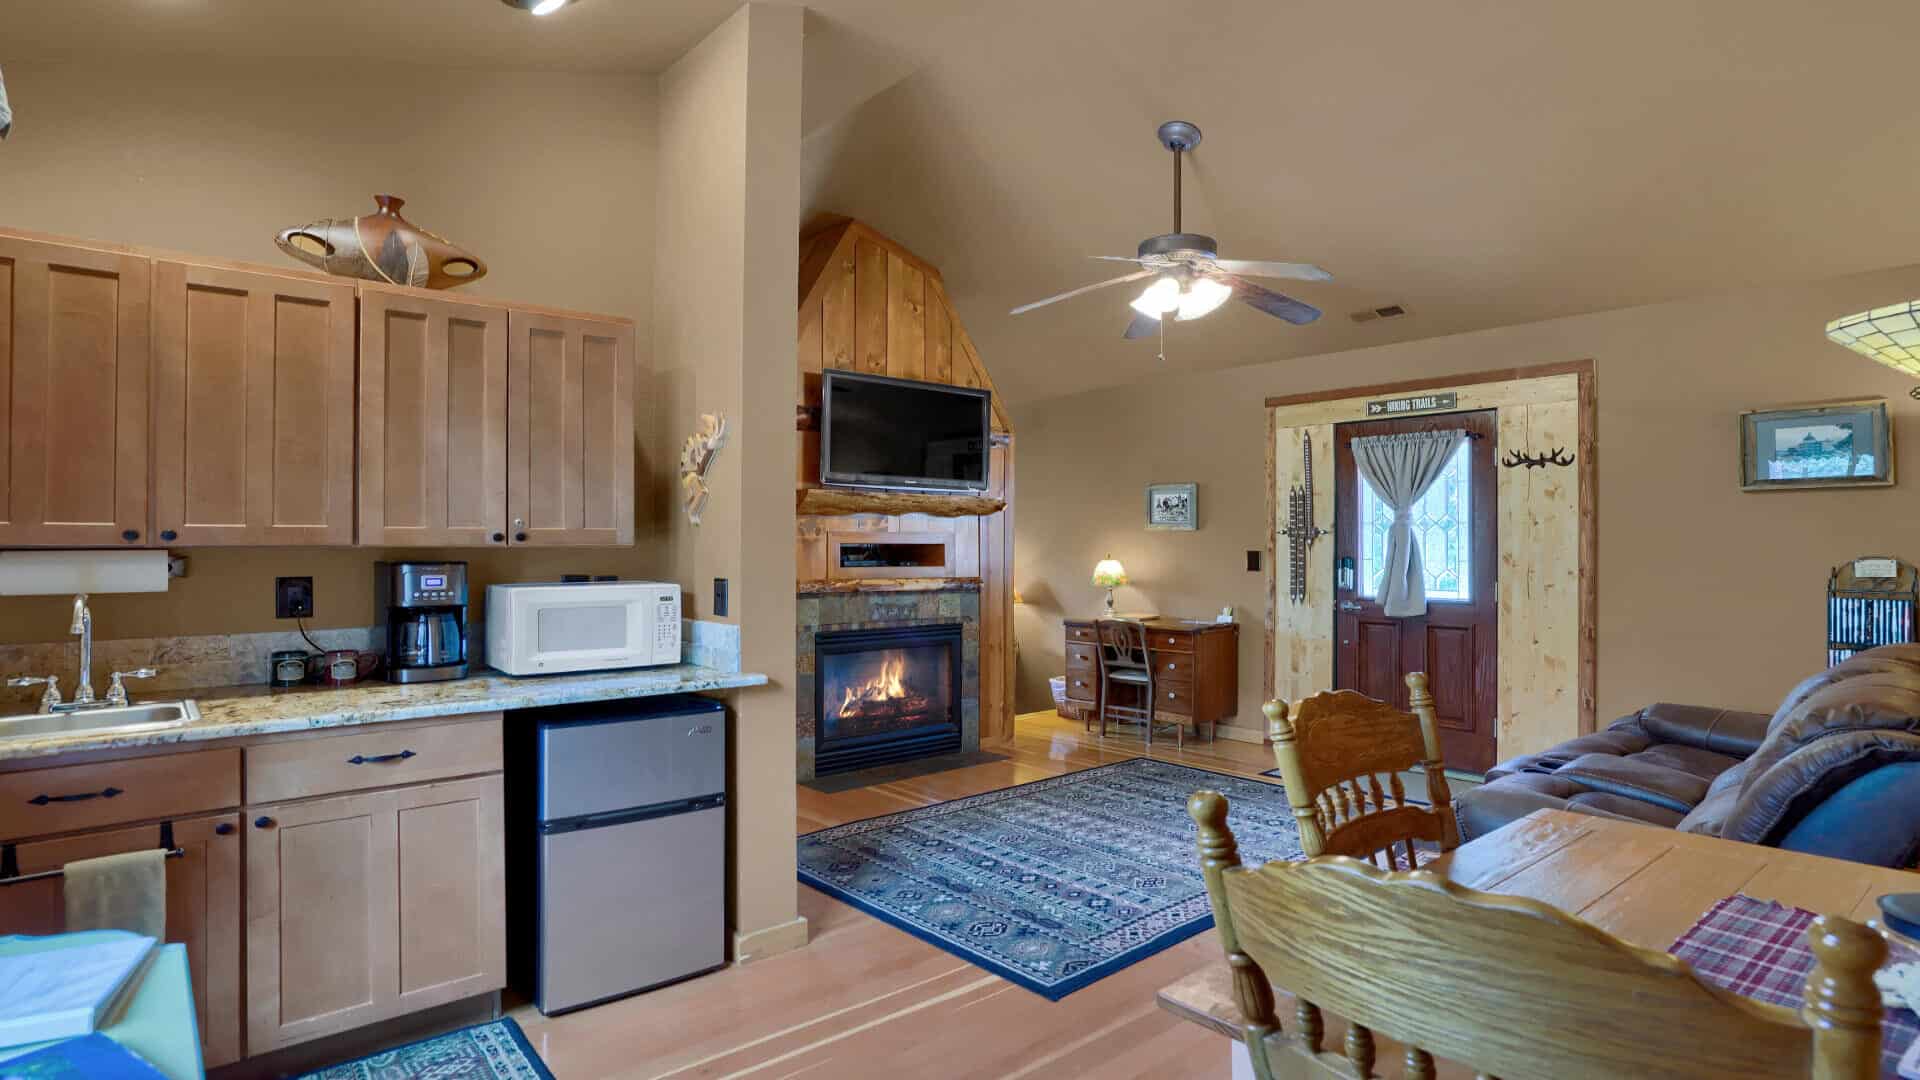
[375,561,469,683]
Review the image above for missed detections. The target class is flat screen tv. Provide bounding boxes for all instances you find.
[820,370,991,493]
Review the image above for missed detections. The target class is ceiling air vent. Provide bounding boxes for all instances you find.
[1350,304,1409,324]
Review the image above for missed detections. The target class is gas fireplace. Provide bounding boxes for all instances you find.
[814,623,964,775]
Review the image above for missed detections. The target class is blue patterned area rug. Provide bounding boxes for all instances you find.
[797,757,1298,999]
[300,1018,552,1080]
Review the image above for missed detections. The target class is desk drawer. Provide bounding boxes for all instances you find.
[1066,624,1098,645]
[1066,643,1099,672]
[1153,685,1198,715]
[1063,672,1098,703]
[0,749,241,841]
[1153,654,1196,684]
[1151,631,1194,653]
[245,715,503,803]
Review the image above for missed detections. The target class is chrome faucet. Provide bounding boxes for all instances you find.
[69,594,95,707]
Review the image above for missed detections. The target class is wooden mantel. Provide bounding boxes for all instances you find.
[792,216,1016,747]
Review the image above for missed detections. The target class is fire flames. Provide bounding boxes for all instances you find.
[838,650,910,718]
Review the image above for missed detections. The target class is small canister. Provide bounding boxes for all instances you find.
[269,650,310,688]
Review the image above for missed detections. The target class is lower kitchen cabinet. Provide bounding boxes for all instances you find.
[245,774,505,1054]
[0,813,243,1067]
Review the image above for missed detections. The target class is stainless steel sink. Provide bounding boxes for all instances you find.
[0,700,201,740]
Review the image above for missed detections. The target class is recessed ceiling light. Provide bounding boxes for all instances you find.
[501,0,574,14]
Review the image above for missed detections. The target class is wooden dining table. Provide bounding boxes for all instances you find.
[1158,809,1919,1076]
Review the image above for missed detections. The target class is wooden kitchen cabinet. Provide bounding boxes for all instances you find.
[357,284,510,547]
[151,262,356,545]
[245,775,505,1055]
[507,310,635,546]
[0,234,152,547]
[0,813,244,1067]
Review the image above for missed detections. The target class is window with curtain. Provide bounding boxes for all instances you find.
[1359,440,1472,601]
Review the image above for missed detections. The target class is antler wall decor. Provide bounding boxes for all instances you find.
[1500,447,1575,469]
[1278,432,1327,603]
[679,413,729,526]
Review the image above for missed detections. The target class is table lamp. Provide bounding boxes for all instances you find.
[1091,555,1128,616]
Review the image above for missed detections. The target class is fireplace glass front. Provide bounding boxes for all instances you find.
[814,623,963,775]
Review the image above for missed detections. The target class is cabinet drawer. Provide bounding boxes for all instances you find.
[0,749,240,841]
[1154,685,1197,714]
[1066,643,1099,671]
[1151,631,1194,653]
[1153,654,1196,683]
[1064,672,1098,703]
[246,715,503,803]
[1066,624,1097,644]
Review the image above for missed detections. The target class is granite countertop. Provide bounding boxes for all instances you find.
[0,664,768,763]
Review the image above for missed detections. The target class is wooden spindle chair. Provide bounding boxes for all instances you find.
[1187,790,1887,1080]
[1265,672,1459,869]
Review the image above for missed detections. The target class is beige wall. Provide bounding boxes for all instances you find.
[654,3,806,957]
[0,56,664,646]
[1013,263,1920,738]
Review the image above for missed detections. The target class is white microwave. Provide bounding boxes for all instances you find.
[485,581,681,676]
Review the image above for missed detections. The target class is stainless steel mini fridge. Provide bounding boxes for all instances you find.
[510,695,727,1015]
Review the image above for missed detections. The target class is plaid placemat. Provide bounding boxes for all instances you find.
[1670,893,1920,1076]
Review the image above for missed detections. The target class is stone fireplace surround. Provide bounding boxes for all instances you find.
[796,582,981,781]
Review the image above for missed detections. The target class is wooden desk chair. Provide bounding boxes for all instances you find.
[1264,672,1458,867]
[1094,618,1183,748]
[1187,790,1887,1080]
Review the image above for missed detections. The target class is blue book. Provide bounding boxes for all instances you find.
[0,1033,168,1078]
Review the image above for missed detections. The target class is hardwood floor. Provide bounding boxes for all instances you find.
[508,710,1283,1079]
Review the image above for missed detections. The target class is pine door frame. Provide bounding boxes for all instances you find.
[1264,359,1597,761]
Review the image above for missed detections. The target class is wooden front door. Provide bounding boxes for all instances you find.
[1334,410,1498,772]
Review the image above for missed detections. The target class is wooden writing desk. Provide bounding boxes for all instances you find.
[1158,810,1918,1075]
[1062,618,1238,739]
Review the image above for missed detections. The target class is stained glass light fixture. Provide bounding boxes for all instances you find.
[1825,302,1920,377]
[1091,555,1128,616]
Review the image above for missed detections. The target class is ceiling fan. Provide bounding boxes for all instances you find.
[1010,121,1331,340]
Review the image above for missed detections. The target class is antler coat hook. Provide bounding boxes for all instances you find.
[1501,447,1575,469]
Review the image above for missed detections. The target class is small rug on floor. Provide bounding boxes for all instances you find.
[802,749,1010,793]
[299,1018,553,1080]
[797,757,1297,999]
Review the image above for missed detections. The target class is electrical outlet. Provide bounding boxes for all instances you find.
[713,577,729,618]
[275,576,314,619]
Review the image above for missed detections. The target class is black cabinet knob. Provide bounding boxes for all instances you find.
[491,532,505,543]
[121,529,140,542]
[214,822,235,835]
[254,816,274,829]
[160,529,178,542]
[514,532,528,542]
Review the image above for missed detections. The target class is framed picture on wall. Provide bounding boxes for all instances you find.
[1145,482,1198,530]
[1739,399,1894,491]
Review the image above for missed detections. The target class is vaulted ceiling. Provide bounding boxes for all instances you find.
[15,1,1920,405]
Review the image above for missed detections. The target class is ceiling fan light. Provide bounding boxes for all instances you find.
[1175,277,1233,321]
[1129,277,1182,318]
[501,0,572,14]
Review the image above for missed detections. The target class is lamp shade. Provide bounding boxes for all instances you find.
[1091,556,1128,589]
[1826,302,1920,377]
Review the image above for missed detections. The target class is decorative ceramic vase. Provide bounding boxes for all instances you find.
[274,194,487,289]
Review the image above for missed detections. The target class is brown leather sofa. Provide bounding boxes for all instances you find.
[1454,645,1920,867]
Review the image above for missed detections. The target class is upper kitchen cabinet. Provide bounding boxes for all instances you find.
[0,234,151,547]
[358,285,510,547]
[507,310,635,547]
[152,262,356,545]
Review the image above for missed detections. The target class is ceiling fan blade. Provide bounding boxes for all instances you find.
[1009,269,1156,315]
[1089,256,1150,263]
[1219,273,1322,325]
[1123,311,1160,340]
[1211,259,1333,282]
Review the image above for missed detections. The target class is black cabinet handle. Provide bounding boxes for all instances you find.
[254,816,274,829]
[514,532,528,542]
[491,532,505,543]
[348,750,416,765]
[214,822,236,835]
[160,529,178,542]
[29,786,122,806]
[121,530,140,542]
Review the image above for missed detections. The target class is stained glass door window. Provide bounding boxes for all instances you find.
[1357,440,1472,602]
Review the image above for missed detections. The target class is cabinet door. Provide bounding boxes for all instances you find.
[245,790,397,1053]
[245,777,505,1055]
[0,234,151,547]
[0,813,242,1068]
[507,311,634,546]
[392,775,505,1015]
[152,262,355,545]
[358,286,509,546]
